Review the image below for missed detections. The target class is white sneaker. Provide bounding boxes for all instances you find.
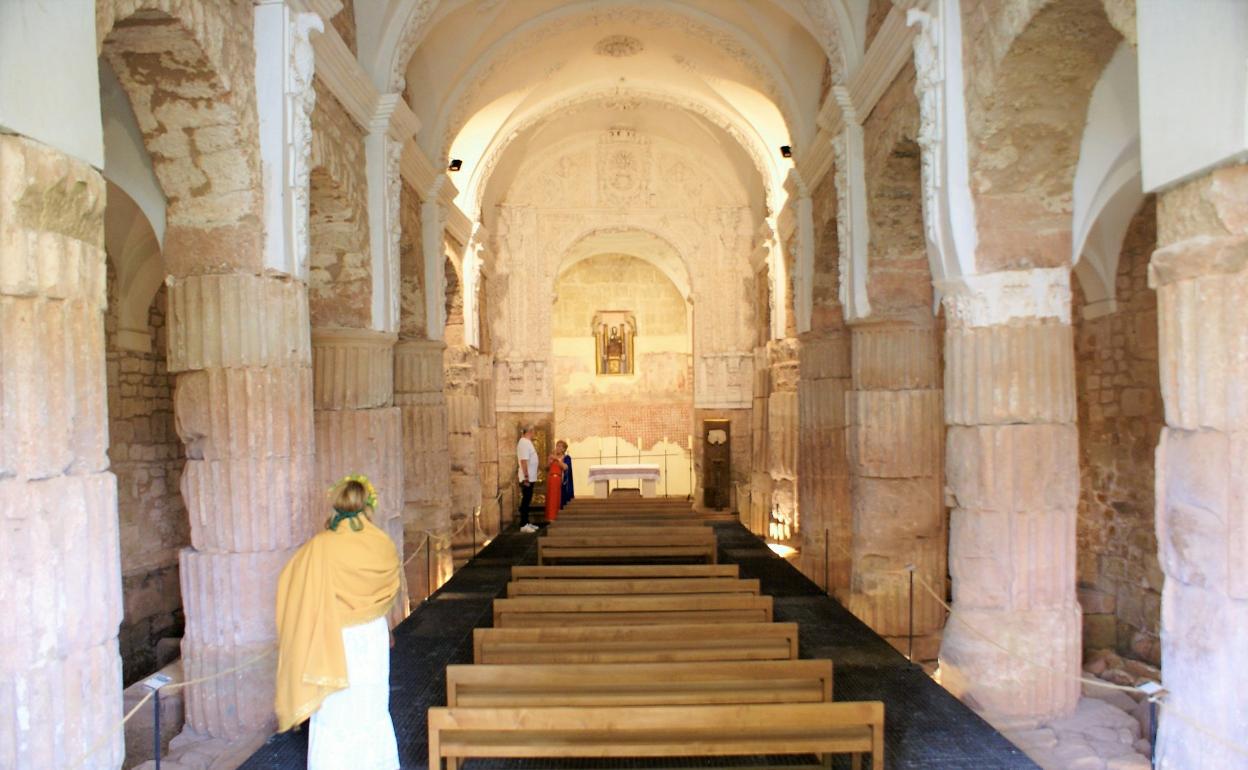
[520,523,538,533]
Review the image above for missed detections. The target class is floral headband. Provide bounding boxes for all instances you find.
[327,473,379,531]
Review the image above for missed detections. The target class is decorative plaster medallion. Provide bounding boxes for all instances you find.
[594,34,644,57]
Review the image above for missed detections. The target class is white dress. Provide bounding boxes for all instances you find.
[308,615,400,770]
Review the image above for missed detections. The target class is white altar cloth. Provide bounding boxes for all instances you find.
[587,463,661,497]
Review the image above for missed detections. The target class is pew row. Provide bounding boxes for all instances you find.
[511,564,738,580]
[473,622,800,664]
[505,576,760,597]
[538,530,718,564]
[427,701,885,770]
[493,594,772,626]
[445,659,833,707]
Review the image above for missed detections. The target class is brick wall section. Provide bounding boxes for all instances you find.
[331,0,357,55]
[1073,197,1163,664]
[105,266,188,685]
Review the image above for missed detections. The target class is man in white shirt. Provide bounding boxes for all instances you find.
[516,425,540,532]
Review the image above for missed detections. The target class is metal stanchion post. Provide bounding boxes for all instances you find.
[471,507,477,558]
[907,566,915,662]
[824,529,830,595]
[153,688,160,770]
[1149,701,1158,768]
[425,537,432,600]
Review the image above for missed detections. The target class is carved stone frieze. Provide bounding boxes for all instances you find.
[493,358,552,412]
[694,353,754,409]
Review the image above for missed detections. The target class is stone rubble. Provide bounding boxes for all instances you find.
[1001,648,1160,770]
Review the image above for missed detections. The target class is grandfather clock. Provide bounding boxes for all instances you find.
[702,419,731,510]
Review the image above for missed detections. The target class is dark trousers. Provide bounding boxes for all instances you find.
[518,481,534,526]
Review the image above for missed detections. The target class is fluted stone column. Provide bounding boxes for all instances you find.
[1149,165,1248,769]
[846,321,945,653]
[312,329,405,622]
[445,344,482,566]
[797,331,852,594]
[766,340,800,539]
[748,345,771,533]
[939,271,1081,720]
[394,339,451,599]
[169,271,315,738]
[477,352,500,541]
[0,135,124,768]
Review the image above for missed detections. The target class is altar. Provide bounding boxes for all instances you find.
[586,463,662,498]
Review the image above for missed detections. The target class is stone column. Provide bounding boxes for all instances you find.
[170,272,315,738]
[445,344,482,566]
[766,339,800,539]
[748,345,771,533]
[1149,165,1248,769]
[797,330,852,594]
[312,328,404,621]
[477,352,500,541]
[394,339,451,599]
[939,270,1080,720]
[0,136,123,768]
[846,320,945,656]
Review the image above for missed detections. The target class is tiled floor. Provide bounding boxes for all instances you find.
[240,522,1038,769]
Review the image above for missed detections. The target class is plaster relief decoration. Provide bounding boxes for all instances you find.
[594,35,644,58]
[593,311,636,375]
[907,3,979,291]
[598,128,654,208]
[831,86,872,321]
[494,358,551,412]
[695,352,753,409]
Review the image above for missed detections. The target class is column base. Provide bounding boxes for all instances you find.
[939,604,1081,721]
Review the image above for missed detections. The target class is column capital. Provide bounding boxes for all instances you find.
[938,267,1071,328]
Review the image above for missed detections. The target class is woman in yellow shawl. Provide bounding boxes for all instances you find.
[275,475,401,770]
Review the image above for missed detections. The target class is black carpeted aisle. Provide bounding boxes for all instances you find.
[240,521,1037,770]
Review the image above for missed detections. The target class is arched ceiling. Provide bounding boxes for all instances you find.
[358,0,845,223]
[477,96,765,221]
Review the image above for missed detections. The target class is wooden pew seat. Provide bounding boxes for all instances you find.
[445,659,833,707]
[505,576,759,596]
[427,701,885,770]
[473,622,799,664]
[493,594,772,626]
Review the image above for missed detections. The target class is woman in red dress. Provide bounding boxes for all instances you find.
[544,441,568,523]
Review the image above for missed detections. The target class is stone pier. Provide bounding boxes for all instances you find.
[0,135,124,768]
[797,330,852,594]
[445,345,483,566]
[312,328,405,621]
[1150,165,1248,769]
[395,339,451,599]
[846,321,944,656]
[939,272,1081,720]
[169,271,316,738]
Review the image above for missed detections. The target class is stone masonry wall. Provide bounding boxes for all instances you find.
[1073,197,1162,665]
[106,269,188,685]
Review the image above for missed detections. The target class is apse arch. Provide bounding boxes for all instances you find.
[464,86,777,221]
[555,228,694,304]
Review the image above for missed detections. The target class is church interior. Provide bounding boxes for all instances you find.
[1,0,1245,768]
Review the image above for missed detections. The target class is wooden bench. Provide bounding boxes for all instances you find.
[445,659,833,707]
[538,530,718,564]
[493,594,772,626]
[511,564,738,580]
[428,701,884,770]
[473,622,799,663]
[506,576,760,597]
[546,518,712,530]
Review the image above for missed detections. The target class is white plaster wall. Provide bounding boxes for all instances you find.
[1138,0,1248,191]
[1071,44,1143,312]
[100,61,167,247]
[0,0,103,167]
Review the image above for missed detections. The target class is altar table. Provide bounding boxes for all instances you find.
[586,463,662,498]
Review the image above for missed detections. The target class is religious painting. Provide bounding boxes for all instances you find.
[593,311,636,375]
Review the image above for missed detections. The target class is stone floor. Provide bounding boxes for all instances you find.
[239,519,1037,769]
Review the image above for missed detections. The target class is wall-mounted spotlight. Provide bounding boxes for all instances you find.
[448,158,463,172]
[779,145,792,159]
